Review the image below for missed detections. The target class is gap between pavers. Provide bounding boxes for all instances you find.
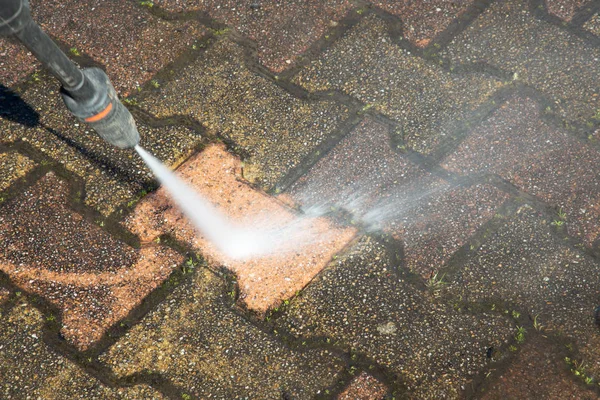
[126,143,356,314]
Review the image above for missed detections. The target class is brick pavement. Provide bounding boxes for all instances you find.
[1,0,600,398]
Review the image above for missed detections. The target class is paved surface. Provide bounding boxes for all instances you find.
[1,0,600,398]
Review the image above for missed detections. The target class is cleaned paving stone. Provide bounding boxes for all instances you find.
[0,74,201,216]
[0,173,183,350]
[443,0,600,127]
[276,236,515,399]
[446,204,600,377]
[138,39,349,189]
[0,39,38,87]
[370,0,473,47]
[290,118,508,277]
[443,96,600,248]
[31,0,205,94]
[583,13,600,35]
[154,0,353,71]
[480,335,597,400]
[127,144,355,313]
[100,267,344,399]
[545,0,590,21]
[0,299,163,399]
[293,15,503,154]
[337,372,388,400]
[0,152,36,192]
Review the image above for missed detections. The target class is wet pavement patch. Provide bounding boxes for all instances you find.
[100,267,344,399]
[136,39,349,190]
[292,15,503,154]
[0,298,164,399]
[0,173,183,350]
[126,144,355,314]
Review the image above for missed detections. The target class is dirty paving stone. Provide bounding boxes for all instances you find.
[127,144,355,314]
[0,299,164,399]
[0,152,36,192]
[0,173,183,350]
[583,13,600,35]
[443,96,600,248]
[370,0,474,47]
[100,267,344,399]
[138,39,349,189]
[0,287,10,306]
[293,15,503,154]
[337,372,388,400]
[31,0,206,94]
[447,205,600,377]
[290,118,508,277]
[442,0,600,127]
[545,0,590,21]
[154,0,353,72]
[276,236,515,399]
[0,75,201,216]
[480,335,598,400]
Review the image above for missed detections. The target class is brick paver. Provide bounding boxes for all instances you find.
[443,0,600,127]
[100,267,344,399]
[583,13,600,35]
[277,236,515,399]
[337,372,388,400]
[0,299,163,399]
[137,39,349,189]
[0,152,36,192]
[127,144,355,313]
[0,173,183,350]
[545,0,590,21]
[293,15,503,154]
[443,96,600,248]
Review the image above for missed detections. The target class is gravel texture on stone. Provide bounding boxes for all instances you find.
[442,0,600,126]
[481,335,598,400]
[290,118,508,276]
[583,13,600,35]
[447,204,600,376]
[0,287,9,306]
[154,0,352,71]
[443,96,600,248]
[337,372,388,400]
[100,267,344,399]
[0,152,36,192]
[545,0,589,21]
[0,39,38,87]
[277,236,515,399]
[138,39,348,189]
[293,15,502,154]
[0,173,183,350]
[0,299,163,399]
[127,144,355,313]
[0,74,201,216]
[371,0,473,46]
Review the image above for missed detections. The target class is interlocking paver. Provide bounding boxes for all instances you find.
[481,336,597,400]
[290,118,508,276]
[0,299,163,399]
[443,0,600,127]
[293,15,503,154]
[583,13,600,35]
[276,236,515,399]
[0,39,37,87]
[370,0,474,47]
[138,39,349,189]
[127,144,355,313]
[0,173,183,350]
[0,75,201,216]
[155,0,353,72]
[443,96,600,248]
[0,152,36,192]
[0,0,206,93]
[447,205,600,376]
[100,267,344,399]
[545,0,590,21]
[0,287,9,306]
[337,372,388,400]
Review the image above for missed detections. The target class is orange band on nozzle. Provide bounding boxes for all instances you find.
[85,102,113,122]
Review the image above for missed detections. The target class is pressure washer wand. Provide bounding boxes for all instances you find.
[0,0,140,148]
